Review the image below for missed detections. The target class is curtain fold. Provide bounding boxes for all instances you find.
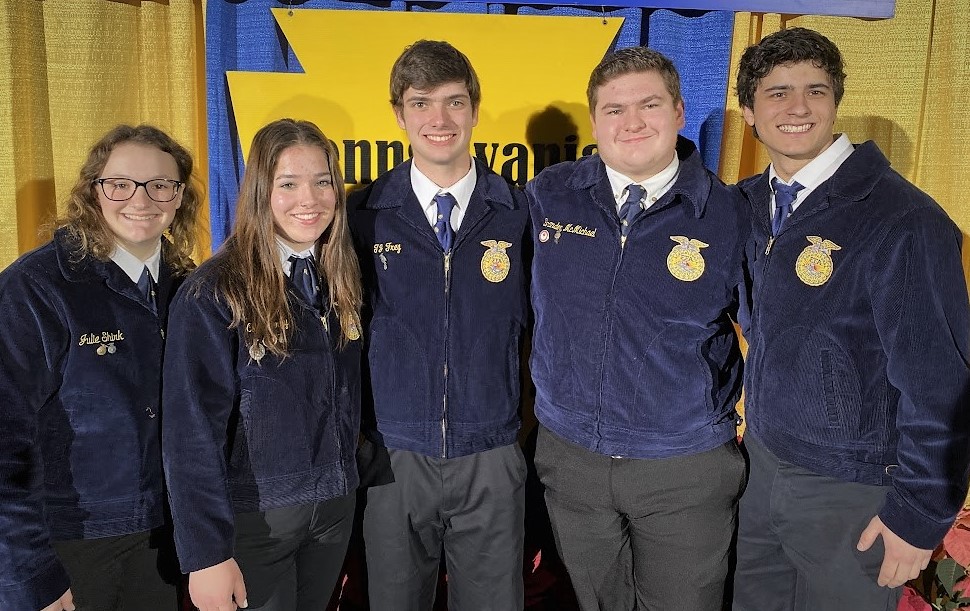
[0,0,208,268]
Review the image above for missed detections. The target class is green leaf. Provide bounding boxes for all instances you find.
[939,558,964,594]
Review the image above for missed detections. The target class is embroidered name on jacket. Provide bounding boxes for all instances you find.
[79,329,125,356]
[539,218,598,244]
[78,330,124,346]
[796,236,842,286]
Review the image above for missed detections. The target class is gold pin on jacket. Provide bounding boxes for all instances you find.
[480,240,512,283]
[796,236,841,286]
[667,236,708,282]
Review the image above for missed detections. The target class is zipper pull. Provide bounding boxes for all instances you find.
[764,236,775,256]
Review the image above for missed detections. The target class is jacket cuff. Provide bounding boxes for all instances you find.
[0,558,71,611]
[879,490,954,550]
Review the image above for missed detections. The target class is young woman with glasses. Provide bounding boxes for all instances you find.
[162,118,363,611]
[0,124,202,611]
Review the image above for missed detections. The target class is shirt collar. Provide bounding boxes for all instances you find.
[110,241,161,283]
[411,159,477,213]
[769,133,854,191]
[276,237,315,277]
[604,153,681,208]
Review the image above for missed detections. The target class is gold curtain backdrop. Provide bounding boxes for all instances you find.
[0,0,965,277]
[0,0,208,267]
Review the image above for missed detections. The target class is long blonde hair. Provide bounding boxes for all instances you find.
[55,124,202,275]
[214,118,361,355]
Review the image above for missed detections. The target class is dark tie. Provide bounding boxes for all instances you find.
[137,266,156,313]
[433,192,457,251]
[289,255,318,304]
[771,177,805,235]
[619,184,645,237]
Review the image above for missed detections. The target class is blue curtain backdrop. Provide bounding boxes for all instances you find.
[205,0,734,248]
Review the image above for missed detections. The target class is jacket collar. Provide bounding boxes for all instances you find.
[564,136,712,219]
[359,157,518,212]
[55,228,176,315]
[739,140,890,231]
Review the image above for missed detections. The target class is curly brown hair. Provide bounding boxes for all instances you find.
[736,27,846,111]
[55,124,202,274]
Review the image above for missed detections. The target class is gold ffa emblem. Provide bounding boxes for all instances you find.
[346,321,361,341]
[795,236,841,286]
[480,240,512,283]
[667,236,708,282]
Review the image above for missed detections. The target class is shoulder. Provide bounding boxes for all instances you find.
[529,155,601,193]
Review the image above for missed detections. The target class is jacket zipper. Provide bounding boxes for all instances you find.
[441,251,452,458]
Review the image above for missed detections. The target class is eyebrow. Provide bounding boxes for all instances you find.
[274,172,333,180]
[600,95,663,109]
[763,83,832,92]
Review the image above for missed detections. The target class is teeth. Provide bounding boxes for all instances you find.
[123,214,155,221]
[294,213,319,221]
[427,134,453,142]
[779,124,812,133]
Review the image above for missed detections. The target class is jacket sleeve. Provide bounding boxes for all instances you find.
[162,280,240,573]
[0,268,72,610]
[869,205,970,550]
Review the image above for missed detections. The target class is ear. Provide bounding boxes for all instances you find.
[675,100,686,130]
[742,104,756,127]
[471,104,479,128]
[394,106,406,130]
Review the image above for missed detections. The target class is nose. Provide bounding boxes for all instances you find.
[624,110,646,131]
[787,93,811,116]
[429,103,449,127]
[128,184,154,206]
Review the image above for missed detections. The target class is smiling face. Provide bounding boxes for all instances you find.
[742,61,839,181]
[97,141,182,261]
[270,144,337,251]
[394,81,478,187]
[591,70,684,182]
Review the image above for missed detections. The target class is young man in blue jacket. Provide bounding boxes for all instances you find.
[526,47,748,610]
[733,27,970,610]
[348,40,530,611]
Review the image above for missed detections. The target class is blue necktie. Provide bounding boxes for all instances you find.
[137,266,156,313]
[433,192,456,251]
[619,184,645,237]
[771,177,804,235]
[289,255,318,304]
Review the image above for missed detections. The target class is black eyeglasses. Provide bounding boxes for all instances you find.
[94,178,184,203]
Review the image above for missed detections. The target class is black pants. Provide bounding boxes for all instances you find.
[53,528,179,611]
[363,444,527,611]
[233,494,356,611]
[535,426,745,611]
[733,433,900,611]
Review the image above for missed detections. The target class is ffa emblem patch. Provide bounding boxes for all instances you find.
[666,236,708,282]
[795,236,841,286]
[480,240,512,283]
[248,340,266,365]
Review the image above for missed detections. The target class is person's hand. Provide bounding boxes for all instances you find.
[189,558,248,611]
[40,589,74,611]
[857,515,932,587]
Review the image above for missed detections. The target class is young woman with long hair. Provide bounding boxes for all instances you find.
[162,118,362,611]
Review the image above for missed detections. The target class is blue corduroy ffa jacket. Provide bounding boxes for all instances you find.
[0,229,178,611]
[162,253,361,573]
[527,137,748,459]
[349,159,530,459]
[738,141,970,550]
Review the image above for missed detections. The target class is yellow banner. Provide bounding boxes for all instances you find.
[227,9,622,185]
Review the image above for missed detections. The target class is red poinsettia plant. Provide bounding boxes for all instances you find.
[900,507,970,610]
